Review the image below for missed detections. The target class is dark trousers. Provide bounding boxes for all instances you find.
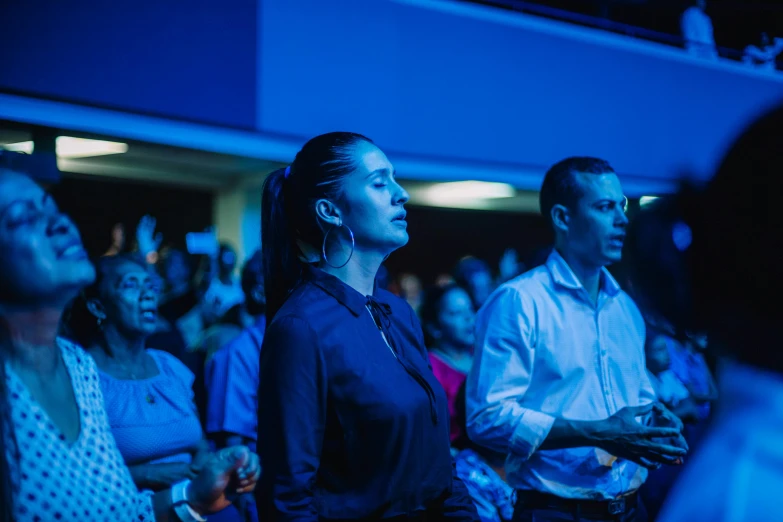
[512,493,648,522]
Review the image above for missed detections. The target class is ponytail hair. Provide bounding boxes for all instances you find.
[262,168,296,323]
[262,132,374,321]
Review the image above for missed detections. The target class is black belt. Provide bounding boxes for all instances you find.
[516,490,638,518]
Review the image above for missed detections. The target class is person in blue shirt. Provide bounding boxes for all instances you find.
[255,132,479,522]
[452,384,516,522]
[206,249,266,452]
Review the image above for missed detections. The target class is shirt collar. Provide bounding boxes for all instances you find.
[303,264,389,317]
[546,249,621,298]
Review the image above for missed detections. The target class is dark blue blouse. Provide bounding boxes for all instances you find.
[256,266,479,521]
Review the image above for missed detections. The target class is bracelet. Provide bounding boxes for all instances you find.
[171,479,207,522]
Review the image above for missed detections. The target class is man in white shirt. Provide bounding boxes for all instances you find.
[681,0,718,60]
[466,157,687,522]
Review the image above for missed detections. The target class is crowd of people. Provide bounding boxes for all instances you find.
[0,98,781,521]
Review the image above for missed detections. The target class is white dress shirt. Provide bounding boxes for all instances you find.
[658,360,783,522]
[466,250,656,500]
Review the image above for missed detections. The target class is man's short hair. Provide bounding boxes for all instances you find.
[539,157,615,228]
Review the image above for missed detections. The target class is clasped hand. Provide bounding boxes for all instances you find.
[594,403,688,469]
[187,446,261,515]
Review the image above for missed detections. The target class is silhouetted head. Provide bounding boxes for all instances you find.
[626,103,783,372]
[453,256,493,309]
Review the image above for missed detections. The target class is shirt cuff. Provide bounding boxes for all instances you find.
[509,410,556,459]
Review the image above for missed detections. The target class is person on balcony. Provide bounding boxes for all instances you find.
[681,0,718,60]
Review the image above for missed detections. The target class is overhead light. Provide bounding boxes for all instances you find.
[55,137,128,158]
[640,196,659,207]
[0,137,128,158]
[1,141,33,154]
[422,181,515,205]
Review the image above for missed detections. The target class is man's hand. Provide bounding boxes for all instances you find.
[652,402,685,432]
[590,404,687,469]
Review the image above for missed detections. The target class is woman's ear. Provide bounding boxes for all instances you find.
[86,298,107,322]
[314,199,343,229]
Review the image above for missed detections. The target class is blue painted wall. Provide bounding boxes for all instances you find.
[0,1,257,129]
[258,0,783,185]
[2,0,782,192]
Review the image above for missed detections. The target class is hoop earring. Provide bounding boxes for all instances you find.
[322,223,355,269]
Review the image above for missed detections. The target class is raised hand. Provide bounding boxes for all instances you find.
[136,215,163,257]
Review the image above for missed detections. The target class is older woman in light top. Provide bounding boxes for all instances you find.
[0,153,259,522]
[64,254,211,492]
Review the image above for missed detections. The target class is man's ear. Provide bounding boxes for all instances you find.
[551,204,570,235]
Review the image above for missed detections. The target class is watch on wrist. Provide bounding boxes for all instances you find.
[171,479,207,522]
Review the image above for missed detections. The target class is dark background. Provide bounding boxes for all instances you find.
[50,176,214,257]
[472,0,783,52]
[48,175,553,285]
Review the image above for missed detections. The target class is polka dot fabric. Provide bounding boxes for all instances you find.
[4,338,155,522]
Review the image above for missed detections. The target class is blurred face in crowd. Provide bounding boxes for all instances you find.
[646,334,672,375]
[556,172,628,269]
[219,244,237,279]
[110,223,125,250]
[319,141,410,257]
[466,269,493,309]
[93,260,159,339]
[0,170,95,306]
[400,274,422,301]
[431,287,476,352]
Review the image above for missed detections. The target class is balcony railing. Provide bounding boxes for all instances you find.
[467,0,747,60]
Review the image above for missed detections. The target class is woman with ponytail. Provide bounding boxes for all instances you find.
[0,152,259,521]
[256,133,478,521]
